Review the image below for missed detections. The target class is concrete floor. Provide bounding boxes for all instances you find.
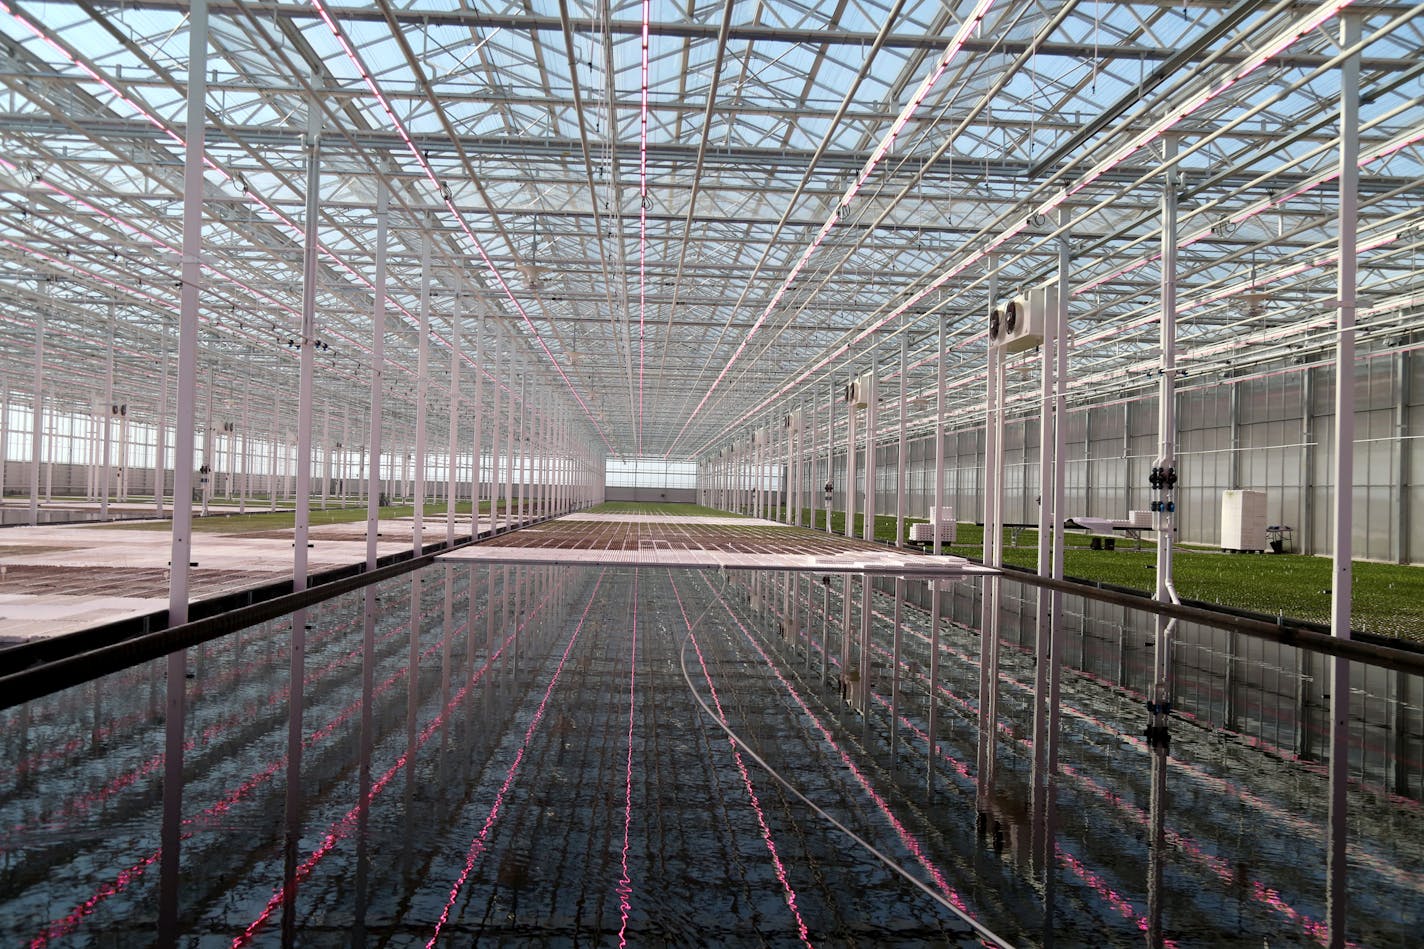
[0,507,499,644]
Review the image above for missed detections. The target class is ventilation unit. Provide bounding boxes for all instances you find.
[844,371,876,408]
[753,427,768,447]
[987,305,1005,347]
[1005,284,1059,354]
[785,409,803,432]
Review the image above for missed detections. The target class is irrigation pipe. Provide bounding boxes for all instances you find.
[677,636,1016,949]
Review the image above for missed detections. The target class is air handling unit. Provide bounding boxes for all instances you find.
[843,372,876,408]
[993,283,1059,354]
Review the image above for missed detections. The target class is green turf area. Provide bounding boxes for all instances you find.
[585,501,742,518]
[762,505,1424,644]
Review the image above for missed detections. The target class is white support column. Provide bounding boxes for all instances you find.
[412,225,432,553]
[504,341,516,530]
[239,370,251,513]
[471,307,484,533]
[28,302,43,527]
[292,100,321,592]
[1327,15,1360,947]
[896,335,908,548]
[101,307,115,520]
[1151,136,1181,744]
[160,2,205,940]
[935,316,948,553]
[517,374,528,524]
[845,367,857,539]
[862,352,877,543]
[155,345,168,514]
[366,174,388,571]
[445,284,462,547]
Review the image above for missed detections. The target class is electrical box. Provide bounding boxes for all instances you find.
[1220,490,1267,552]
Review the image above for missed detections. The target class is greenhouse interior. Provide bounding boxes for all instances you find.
[1,0,1422,945]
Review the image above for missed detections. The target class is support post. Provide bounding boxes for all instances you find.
[1326,15,1360,947]
[160,3,205,941]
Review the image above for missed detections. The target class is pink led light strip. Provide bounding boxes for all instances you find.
[667,0,997,456]
[636,0,651,456]
[667,572,814,946]
[698,0,1362,455]
[234,585,548,947]
[693,574,974,918]
[427,568,607,945]
[309,0,613,454]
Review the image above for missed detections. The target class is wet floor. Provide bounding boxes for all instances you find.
[2,564,1421,946]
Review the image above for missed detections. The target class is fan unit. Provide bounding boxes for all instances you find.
[785,409,804,432]
[1002,295,1037,353]
[1007,284,1058,354]
[753,427,768,447]
[856,372,876,408]
[988,305,1005,347]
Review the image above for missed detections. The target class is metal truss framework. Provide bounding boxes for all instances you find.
[0,0,1421,467]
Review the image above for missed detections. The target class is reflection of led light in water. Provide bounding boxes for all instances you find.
[31,575,538,947]
[616,570,638,947]
[837,589,1364,944]
[697,573,974,918]
[429,569,607,947]
[668,572,812,947]
[242,578,560,947]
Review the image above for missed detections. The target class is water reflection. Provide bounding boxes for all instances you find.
[0,564,1420,946]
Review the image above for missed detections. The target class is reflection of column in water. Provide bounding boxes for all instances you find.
[1146,737,1170,949]
[821,577,830,685]
[891,577,904,764]
[930,580,942,794]
[439,564,455,772]
[858,573,872,722]
[840,574,852,703]
[353,581,379,940]
[280,602,309,944]
[975,576,998,809]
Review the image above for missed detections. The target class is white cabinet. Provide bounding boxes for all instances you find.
[1220,490,1267,552]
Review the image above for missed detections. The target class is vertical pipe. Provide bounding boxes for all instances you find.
[155,345,168,514]
[159,2,205,941]
[935,317,947,551]
[896,335,908,547]
[504,341,516,530]
[518,374,528,524]
[446,284,462,547]
[827,379,835,533]
[846,367,857,539]
[1031,248,1059,873]
[101,307,114,519]
[1044,208,1072,860]
[1327,15,1360,947]
[977,264,1000,809]
[863,351,878,543]
[1151,135,1181,744]
[366,175,389,572]
[293,97,321,593]
[239,370,251,513]
[413,225,432,552]
[488,323,501,531]
[28,305,43,526]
